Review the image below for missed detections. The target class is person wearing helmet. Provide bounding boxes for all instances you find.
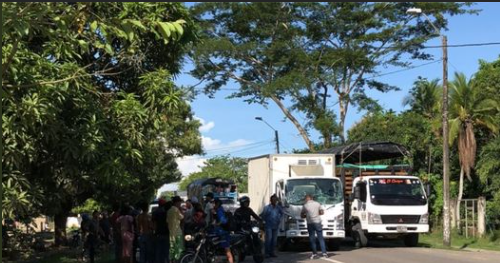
[234,196,262,229]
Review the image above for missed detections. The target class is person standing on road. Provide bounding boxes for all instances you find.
[110,203,122,263]
[137,203,154,263]
[301,194,328,259]
[117,206,135,263]
[168,196,185,263]
[87,211,104,263]
[260,194,283,258]
[152,199,169,263]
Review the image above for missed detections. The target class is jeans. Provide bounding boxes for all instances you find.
[139,234,154,263]
[86,234,97,263]
[307,223,326,254]
[154,235,170,263]
[264,228,278,256]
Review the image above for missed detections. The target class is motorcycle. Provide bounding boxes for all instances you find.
[181,226,245,263]
[234,221,264,263]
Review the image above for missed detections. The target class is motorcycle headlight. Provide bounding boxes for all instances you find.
[368,213,382,224]
[252,227,260,233]
[184,235,193,242]
[419,213,429,224]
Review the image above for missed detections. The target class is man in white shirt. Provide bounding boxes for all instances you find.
[301,194,328,259]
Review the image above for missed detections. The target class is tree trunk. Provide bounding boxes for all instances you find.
[54,212,69,246]
[339,100,347,144]
[270,95,315,151]
[456,167,464,234]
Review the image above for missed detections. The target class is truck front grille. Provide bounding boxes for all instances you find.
[381,215,420,224]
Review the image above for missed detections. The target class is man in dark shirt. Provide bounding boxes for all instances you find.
[152,199,170,263]
[234,196,262,229]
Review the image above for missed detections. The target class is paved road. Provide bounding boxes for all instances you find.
[259,240,499,263]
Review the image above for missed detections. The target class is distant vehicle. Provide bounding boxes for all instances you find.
[187,178,240,213]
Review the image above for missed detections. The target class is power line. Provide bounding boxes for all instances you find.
[364,59,442,80]
[423,42,500,49]
[204,139,272,153]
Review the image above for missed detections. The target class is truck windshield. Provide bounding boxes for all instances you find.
[286,179,343,206]
[369,178,427,206]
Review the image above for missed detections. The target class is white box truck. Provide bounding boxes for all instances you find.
[248,154,345,250]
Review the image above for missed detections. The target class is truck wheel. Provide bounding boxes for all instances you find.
[328,239,341,251]
[404,233,419,247]
[352,223,368,248]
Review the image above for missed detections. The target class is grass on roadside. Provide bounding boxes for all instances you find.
[419,229,500,252]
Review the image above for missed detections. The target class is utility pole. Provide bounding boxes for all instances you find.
[274,130,280,154]
[255,117,280,154]
[442,35,451,247]
[407,7,451,247]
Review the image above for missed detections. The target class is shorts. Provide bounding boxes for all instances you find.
[213,228,230,249]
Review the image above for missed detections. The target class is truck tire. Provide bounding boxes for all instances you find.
[328,239,341,251]
[404,233,419,247]
[352,222,368,248]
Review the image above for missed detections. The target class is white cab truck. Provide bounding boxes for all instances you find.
[347,171,429,247]
[248,154,345,250]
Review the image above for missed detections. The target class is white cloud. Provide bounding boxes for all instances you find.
[195,116,215,133]
[176,156,206,177]
[176,137,253,177]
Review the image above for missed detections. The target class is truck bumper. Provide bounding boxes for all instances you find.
[286,229,345,239]
[365,224,429,234]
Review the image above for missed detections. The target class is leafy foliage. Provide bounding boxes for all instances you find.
[191,2,474,148]
[179,155,249,193]
[2,2,202,244]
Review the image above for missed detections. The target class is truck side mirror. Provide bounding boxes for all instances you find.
[425,183,431,197]
[355,182,367,202]
[353,186,361,200]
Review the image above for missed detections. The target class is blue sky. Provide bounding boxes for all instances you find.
[175,2,500,176]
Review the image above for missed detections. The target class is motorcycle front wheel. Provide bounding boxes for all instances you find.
[180,253,203,263]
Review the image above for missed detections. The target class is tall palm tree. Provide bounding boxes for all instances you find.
[404,77,442,119]
[449,72,500,231]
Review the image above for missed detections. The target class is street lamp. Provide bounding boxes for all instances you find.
[407,7,451,247]
[255,117,280,154]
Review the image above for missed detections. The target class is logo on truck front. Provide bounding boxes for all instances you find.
[399,218,404,223]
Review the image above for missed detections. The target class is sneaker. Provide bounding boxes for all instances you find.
[310,254,319,260]
[321,253,329,258]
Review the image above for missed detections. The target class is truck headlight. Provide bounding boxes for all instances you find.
[287,217,297,229]
[335,214,344,230]
[419,213,429,224]
[368,213,382,224]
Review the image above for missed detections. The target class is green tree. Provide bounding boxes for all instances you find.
[404,77,442,173]
[448,72,499,226]
[179,155,249,193]
[2,2,202,245]
[191,2,473,149]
